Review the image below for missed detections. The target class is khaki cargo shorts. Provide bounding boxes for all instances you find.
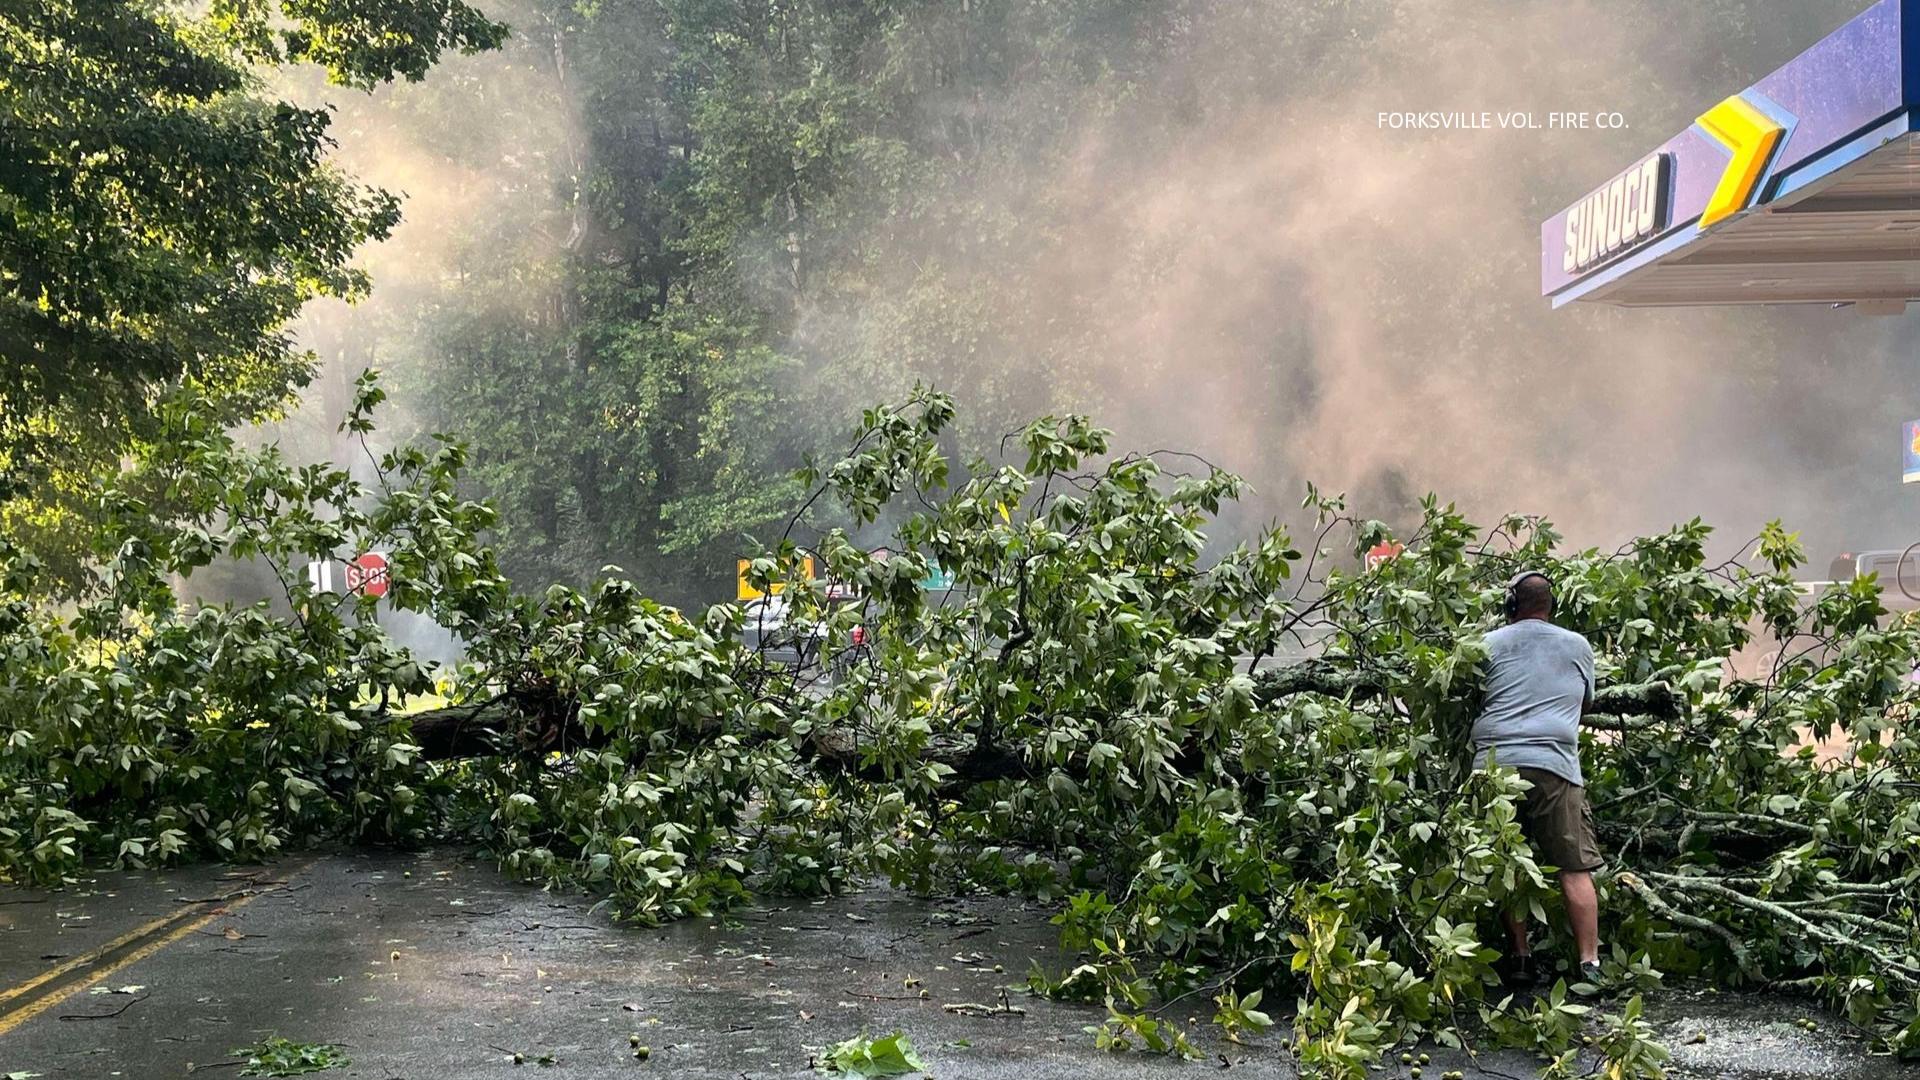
[1516,767,1604,874]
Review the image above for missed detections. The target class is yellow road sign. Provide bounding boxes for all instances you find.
[736,556,814,601]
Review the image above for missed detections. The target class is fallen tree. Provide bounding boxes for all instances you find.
[1,382,1915,1078]
[399,662,1687,788]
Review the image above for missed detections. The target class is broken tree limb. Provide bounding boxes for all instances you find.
[1806,909,1913,939]
[1249,656,1388,703]
[806,727,1040,793]
[400,694,1033,796]
[1580,713,1666,732]
[1593,680,1681,718]
[1645,871,1920,986]
[403,688,588,761]
[1684,809,1816,835]
[1617,871,1760,979]
[1250,658,1681,721]
[404,697,522,759]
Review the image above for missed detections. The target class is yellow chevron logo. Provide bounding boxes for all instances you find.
[1695,95,1785,229]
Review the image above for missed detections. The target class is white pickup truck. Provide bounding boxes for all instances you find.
[1817,549,1920,609]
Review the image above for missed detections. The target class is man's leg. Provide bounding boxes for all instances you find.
[1560,870,1600,964]
[1504,909,1531,956]
[1499,907,1538,988]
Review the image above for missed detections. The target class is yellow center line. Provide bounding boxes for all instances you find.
[0,909,191,1006]
[0,862,310,1037]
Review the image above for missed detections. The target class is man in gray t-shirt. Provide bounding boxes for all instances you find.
[1473,571,1603,989]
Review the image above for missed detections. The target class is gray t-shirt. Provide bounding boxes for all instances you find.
[1470,619,1595,786]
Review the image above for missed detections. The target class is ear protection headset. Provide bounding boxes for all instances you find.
[1503,570,1555,619]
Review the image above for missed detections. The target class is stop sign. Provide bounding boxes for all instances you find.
[1365,541,1404,571]
[345,551,390,598]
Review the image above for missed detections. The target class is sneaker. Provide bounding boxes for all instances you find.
[1500,953,1539,989]
[1573,960,1606,995]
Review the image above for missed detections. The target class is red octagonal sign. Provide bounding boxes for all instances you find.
[345,551,390,599]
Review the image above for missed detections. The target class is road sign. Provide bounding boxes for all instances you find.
[305,560,336,594]
[737,556,815,601]
[919,564,954,591]
[1365,541,1405,570]
[345,551,390,598]
[1904,421,1920,484]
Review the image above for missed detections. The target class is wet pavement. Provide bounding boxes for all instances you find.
[0,851,1904,1078]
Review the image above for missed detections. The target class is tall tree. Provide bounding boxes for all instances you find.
[0,0,504,576]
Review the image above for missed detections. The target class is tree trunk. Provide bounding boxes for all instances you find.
[400,664,1683,789]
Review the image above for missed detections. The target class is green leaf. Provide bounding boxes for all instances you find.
[819,1031,927,1076]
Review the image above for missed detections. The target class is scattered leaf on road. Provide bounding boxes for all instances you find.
[818,1031,926,1077]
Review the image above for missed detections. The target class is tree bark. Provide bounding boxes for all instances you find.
[405,688,590,761]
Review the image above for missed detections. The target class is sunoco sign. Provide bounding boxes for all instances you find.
[1561,153,1670,274]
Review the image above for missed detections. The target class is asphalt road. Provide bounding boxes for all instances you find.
[0,851,1902,1079]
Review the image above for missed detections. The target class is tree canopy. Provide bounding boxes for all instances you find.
[0,0,501,573]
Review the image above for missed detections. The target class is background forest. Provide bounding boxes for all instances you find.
[8,0,1920,601]
[218,0,1920,607]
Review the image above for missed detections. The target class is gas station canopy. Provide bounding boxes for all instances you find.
[1543,0,1920,309]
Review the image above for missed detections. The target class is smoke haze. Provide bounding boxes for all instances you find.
[279,1,580,450]
[290,0,1918,579]
[787,0,1917,561]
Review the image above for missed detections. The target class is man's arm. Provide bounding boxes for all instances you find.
[1578,642,1595,717]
